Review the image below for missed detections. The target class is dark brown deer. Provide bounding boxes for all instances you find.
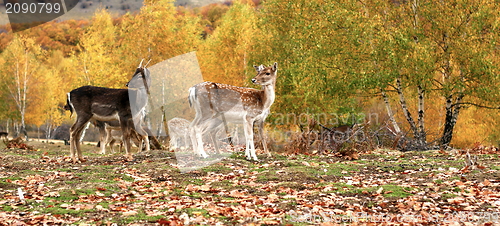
[65,60,151,163]
[189,63,278,161]
[0,132,8,140]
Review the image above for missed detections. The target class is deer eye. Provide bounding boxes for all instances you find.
[266,72,271,75]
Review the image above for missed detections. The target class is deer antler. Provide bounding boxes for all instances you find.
[138,59,145,68]
[144,59,152,68]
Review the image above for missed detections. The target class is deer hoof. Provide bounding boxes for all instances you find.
[125,155,134,161]
[246,156,259,162]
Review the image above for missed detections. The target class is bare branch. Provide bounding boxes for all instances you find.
[453,102,500,109]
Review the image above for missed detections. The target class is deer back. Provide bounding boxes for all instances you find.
[68,86,131,120]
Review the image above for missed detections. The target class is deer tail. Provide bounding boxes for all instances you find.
[65,93,75,118]
[188,86,196,108]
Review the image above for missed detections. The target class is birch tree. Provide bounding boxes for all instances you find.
[254,0,500,148]
[0,35,43,139]
[355,0,500,149]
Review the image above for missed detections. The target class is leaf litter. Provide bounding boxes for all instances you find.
[0,140,499,225]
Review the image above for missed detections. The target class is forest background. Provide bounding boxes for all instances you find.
[0,0,499,149]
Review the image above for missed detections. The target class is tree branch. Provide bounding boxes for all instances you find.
[453,102,500,109]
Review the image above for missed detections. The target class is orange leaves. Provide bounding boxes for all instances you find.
[2,140,500,225]
[96,187,107,191]
[185,184,212,193]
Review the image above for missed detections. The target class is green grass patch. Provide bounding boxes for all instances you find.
[276,182,308,190]
[340,184,415,198]
[116,209,164,224]
[178,178,204,187]
[42,207,96,216]
[441,193,458,200]
[211,179,233,188]
[177,208,210,218]
[491,165,500,170]
[202,164,233,174]
[323,163,361,177]
[2,205,14,212]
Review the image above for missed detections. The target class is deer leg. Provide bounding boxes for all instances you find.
[133,128,148,152]
[120,119,133,161]
[189,125,197,154]
[207,119,224,154]
[189,118,208,158]
[100,127,110,155]
[195,126,208,158]
[170,132,178,150]
[69,130,77,162]
[209,130,220,154]
[108,138,115,153]
[183,133,189,149]
[69,115,91,163]
[137,132,144,152]
[142,135,149,152]
[243,118,257,161]
[256,120,270,157]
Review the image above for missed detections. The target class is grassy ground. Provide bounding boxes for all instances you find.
[0,139,499,225]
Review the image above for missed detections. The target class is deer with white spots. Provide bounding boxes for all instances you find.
[188,62,278,161]
[168,117,191,150]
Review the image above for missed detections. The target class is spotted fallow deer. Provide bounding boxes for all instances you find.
[188,62,278,161]
[65,60,151,163]
[168,117,191,150]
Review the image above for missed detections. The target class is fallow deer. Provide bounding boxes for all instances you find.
[93,120,143,154]
[188,62,278,161]
[168,117,191,150]
[0,131,8,140]
[65,60,151,163]
[104,127,143,153]
[168,117,236,152]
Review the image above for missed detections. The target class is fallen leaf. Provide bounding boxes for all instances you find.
[122,211,138,216]
[199,184,210,191]
[229,190,244,198]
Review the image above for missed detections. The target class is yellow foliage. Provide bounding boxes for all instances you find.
[198,0,258,86]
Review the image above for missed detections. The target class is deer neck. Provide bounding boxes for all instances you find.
[261,82,276,111]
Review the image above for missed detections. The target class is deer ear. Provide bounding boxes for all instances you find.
[253,65,261,72]
[272,62,278,71]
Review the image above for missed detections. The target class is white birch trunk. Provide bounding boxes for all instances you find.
[381,90,401,134]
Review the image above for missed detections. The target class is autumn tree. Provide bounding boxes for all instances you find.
[116,0,201,74]
[354,0,500,149]
[199,0,257,85]
[78,9,121,87]
[0,35,44,138]
[37,50,73,139]
[253,0,500,148]
[252,0,365,124]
